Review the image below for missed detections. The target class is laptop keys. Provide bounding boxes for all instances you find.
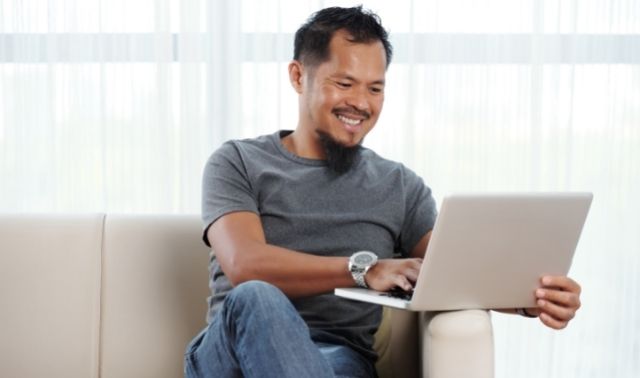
[381,287,414,301]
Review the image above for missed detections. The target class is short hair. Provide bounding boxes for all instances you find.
[293,6,393,69]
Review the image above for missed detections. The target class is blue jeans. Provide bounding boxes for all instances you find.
[184,281,377,378]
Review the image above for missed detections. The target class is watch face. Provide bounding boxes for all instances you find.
[354,252,374,265]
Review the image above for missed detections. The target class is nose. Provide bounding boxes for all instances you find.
[344,86,371,114]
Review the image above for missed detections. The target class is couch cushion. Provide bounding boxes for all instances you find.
[0,214,104,378]
[99,215,210,378]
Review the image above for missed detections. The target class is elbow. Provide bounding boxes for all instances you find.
[225,266,249,287]
[215,246,257,287]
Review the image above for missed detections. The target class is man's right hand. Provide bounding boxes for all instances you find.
[364,258,423,292]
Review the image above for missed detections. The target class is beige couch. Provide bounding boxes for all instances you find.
[0,214,494,378]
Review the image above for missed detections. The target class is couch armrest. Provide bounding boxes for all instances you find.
[420,310,494,378]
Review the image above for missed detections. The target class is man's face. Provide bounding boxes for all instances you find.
[300,29,386,148]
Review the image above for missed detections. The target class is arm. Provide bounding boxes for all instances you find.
[410,231,432,259]
[209,211,424,297]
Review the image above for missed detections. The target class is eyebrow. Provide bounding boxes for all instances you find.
[332,73,385,86]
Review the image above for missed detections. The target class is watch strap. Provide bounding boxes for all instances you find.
[352,268,368,288]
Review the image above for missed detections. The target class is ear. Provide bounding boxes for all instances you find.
[288,60,304,94]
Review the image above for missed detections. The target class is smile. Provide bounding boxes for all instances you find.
[337,114,363,126]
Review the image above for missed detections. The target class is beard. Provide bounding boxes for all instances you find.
[317,130,362,175]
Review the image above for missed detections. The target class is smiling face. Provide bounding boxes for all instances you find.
[287,29,387,159]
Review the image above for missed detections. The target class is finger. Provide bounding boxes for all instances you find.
[541,275,581,294]
[538,312,568,330]
[536,289,581,309]
[392,274,413,291]
[404,267,421,283]
[536,298,576,322]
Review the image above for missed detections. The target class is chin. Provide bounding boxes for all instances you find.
[333,130,364,147]
[316,122,367,148]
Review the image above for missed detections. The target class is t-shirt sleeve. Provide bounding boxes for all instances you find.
[201,141,259,247]
[398,167,438,257]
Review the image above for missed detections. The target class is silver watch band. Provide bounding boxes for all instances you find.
[353,270,368,288]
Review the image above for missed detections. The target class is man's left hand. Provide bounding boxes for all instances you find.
[524,275,582,330]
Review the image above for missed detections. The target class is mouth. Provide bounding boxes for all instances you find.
[337,114,362,125]
[334,111,368,133]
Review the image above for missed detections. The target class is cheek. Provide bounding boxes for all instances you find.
[318,87,342,109]
[374,96,384,113]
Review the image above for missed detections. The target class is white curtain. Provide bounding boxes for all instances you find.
[1,0,638,376]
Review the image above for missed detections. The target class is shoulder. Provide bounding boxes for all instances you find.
[216,132,278,155]
[208,132,280,164]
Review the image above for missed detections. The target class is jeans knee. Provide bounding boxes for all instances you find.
[232,280,281,299]
[226,280,288,313]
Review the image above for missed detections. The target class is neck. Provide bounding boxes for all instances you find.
[282,128,326,160]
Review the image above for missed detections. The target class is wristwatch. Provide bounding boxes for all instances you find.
[348,251,378,288]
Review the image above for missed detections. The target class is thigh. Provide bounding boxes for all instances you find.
[184,320,242,378]
[317,343,377,378]
[185,281,336,378]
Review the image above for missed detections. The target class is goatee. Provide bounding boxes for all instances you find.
[317,131,362,174]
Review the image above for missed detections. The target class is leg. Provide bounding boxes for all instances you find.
[185,280,335,378]
[317,343,378,378]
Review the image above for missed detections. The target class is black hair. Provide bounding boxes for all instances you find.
[293,6,393,69]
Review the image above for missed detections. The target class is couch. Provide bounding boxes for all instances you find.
[0,214,494,378]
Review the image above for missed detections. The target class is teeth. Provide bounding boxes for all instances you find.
[337,115,361,125]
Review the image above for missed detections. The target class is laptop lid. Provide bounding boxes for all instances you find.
[335,192,592,311]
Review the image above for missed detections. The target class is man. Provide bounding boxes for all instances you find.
[184,6,582,378]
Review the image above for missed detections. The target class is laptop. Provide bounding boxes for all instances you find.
[334,192,593,311]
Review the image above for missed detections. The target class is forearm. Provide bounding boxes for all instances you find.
[217,240,355,298]
[205,210,435,296]
[209,211,357,297]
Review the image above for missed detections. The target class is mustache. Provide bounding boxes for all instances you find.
[332,106,370,120]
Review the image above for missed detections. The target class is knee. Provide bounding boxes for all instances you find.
[225,280,288,314]
[230,280,282,299]
[222,281,308,337]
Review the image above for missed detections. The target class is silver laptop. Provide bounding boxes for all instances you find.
[334,192,592,311]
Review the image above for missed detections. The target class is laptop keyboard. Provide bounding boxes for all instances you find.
[382,287,414,301]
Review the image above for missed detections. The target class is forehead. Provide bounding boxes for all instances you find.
[315,29,387,79]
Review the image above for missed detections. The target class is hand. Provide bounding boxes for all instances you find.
[364,258,422,292]
[524,275,582,330]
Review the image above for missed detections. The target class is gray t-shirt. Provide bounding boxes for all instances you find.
[201,130,437,361]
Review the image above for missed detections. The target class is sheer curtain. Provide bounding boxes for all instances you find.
[1,0,638,376]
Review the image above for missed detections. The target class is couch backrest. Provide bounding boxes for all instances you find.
[0,214,104,378]
[0,214,210,378]
[100,215,210,378]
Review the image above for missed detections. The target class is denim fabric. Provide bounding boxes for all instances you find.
[184,281,376,378]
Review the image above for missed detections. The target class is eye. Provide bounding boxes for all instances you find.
[336,81,351,88]
[370,86,383,94]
